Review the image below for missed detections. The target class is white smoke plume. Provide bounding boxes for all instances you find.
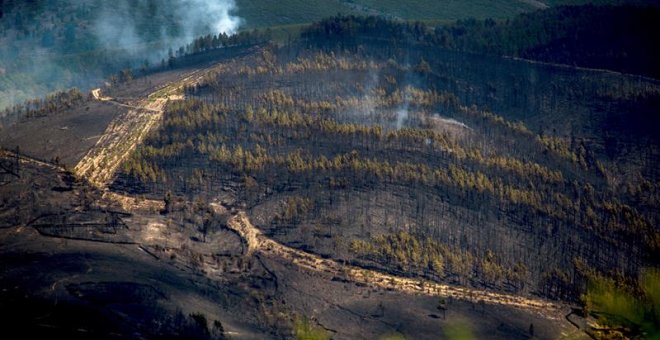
[189,0,243,35]
[396,92,410,129]
[0,0,244,109]
[94,0,243,57]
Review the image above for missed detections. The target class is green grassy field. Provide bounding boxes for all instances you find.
[234,0,659,29]
[235,0,541,29]
[544,0,655,5]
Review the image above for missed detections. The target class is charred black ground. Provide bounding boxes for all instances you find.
[1,5,659,340]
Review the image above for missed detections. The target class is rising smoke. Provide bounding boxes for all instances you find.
[396,92,410,130]
[94,0,243,57]
[0,0,243,110]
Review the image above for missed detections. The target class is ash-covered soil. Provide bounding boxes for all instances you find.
[260,254,576,339]
[0,155,582,339]
[0,51,245,168]
[0,100,125,167]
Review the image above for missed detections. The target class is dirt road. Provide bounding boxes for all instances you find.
[223,209,564,319]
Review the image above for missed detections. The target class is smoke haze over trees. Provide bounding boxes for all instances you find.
[0,0,243,109]
[3,0,659,110]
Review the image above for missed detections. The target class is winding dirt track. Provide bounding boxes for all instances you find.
[224,210,564,319]
[9,147,564,319]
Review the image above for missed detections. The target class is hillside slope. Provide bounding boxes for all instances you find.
[1,6,659,340]
[4,0,655,109]
[109,20,658,306]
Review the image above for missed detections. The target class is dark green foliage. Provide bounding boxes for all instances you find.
[185,31,272,55]
[582,268,660,339]
[303,5,660,78]
[189,312,209,334]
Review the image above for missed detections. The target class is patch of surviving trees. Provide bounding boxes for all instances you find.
[108,15,659,303]
[1,88,87,124]
[302,6,660,78]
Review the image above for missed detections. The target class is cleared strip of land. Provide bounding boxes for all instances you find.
[75,69,207,188]
[224,210,564,318]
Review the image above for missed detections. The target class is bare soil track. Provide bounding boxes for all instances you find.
[0,195,572,339]
[224,209,565,319]
[75,68,211,188]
